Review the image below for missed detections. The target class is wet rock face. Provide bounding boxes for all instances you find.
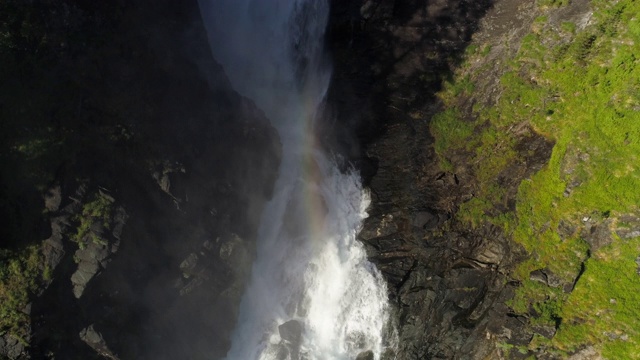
[278,320,304,359]
[279,320,303,345]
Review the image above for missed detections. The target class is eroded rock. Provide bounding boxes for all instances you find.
[71,202,127,299]
[79,324,119,360]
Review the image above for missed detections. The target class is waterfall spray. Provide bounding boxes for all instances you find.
[198,1,395,359]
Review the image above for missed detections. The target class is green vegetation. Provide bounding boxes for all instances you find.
[429,108,474,156]
[72,192,114,247]
[537,0,570,9]
[0,246,42,341]
[431,0,640,356]
[439,74,475,103]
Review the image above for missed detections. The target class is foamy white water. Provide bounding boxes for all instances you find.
[198,1,395,359]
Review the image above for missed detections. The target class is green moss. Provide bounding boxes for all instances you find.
[457,197,492,229]
[440,75,475,104]
[480,44,492,57]
[561,21,576,34]
[431,0,640,355]
[429,108,474,156]
[72,192,114,246]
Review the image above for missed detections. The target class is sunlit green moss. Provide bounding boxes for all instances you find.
[431,0,640,355]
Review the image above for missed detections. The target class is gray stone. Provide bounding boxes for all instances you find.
[558,220,576,240]
[80,324,105,345]
[80,324,119,360]
[71,243,110,298]
[179,253,199,275]
[529,268,564,288]
[44,185,62,211]
[356,350,374,360]
[411,211,438,229]
[279,319,303,345]
[0,334,26,359]
[473,240,505,265]
[567,346,603,360]
[582,220,613,251]
[111,207,128,241]
[43,217,67,276]
[530,269,547,284]
[533,324,557,339]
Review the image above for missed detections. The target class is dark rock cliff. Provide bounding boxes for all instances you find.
[327,0,555,358]
[1,0,280,359]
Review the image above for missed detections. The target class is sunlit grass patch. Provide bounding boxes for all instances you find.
[429,108,474,156]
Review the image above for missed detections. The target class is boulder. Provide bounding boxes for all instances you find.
[279,319,303,345]
[356,350,374,360]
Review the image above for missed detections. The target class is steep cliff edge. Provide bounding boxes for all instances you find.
[327,1,531,358]
[0,1,280,358]
[329,0,640,358]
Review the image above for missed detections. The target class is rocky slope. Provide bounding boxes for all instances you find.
[329,0,640,358]
[327,1,526,357]
[0,0,280,358]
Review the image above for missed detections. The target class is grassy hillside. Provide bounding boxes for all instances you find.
[432,0,640,357]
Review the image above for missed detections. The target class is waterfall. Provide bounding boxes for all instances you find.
[198,1,395,359]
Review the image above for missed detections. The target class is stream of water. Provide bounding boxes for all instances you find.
[198,1,395,359]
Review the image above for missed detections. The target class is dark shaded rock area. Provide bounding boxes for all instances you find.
[279,320,303,345]
[327,0,558,358]
[277,320,304,360]
[1,0,280,359]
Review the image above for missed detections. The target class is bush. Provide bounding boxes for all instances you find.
[0,246,41,341]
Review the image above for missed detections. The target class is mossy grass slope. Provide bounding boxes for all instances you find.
[431,0,640,356]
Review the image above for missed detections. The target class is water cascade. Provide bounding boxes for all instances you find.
[198,1,395,359]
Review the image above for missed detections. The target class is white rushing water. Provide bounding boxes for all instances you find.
[198,1,395,359]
